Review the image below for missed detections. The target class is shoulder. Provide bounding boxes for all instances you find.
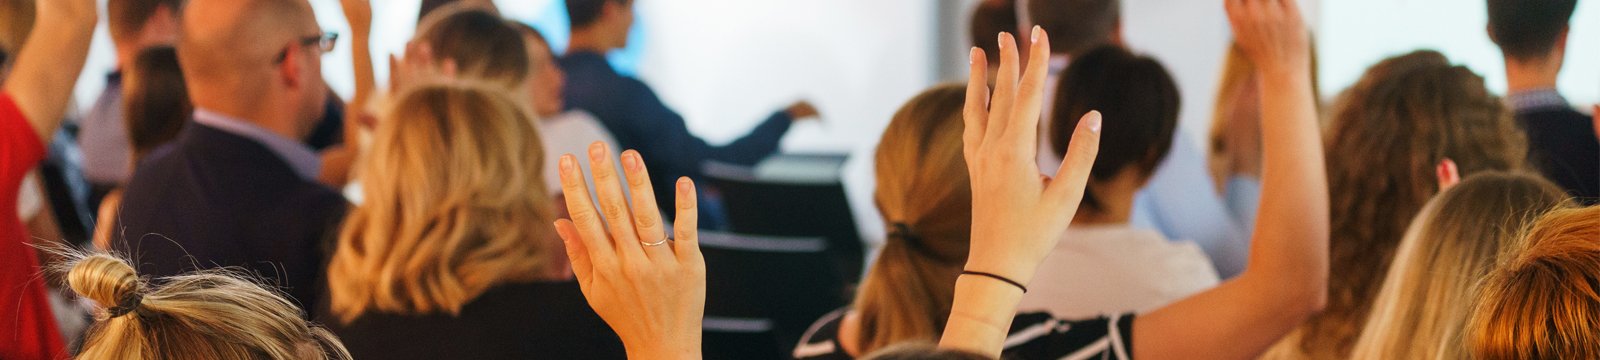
[793,308,849,359]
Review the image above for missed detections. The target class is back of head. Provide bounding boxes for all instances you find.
[854,84,972,353]
[1486,0,1578,60]
[108,0,185,45]
[62,252,349,360]
[1467,205,1600,360]
[418,0,498,25]
[1308,50,1528,357]
[970,0,1019,64]
[123,46,191,163]
[1051,45,1179,212]
[862,342,992,360]
[1351,172,1570,360]
[415,4,530,90]
[566,0,628,30]
[1027,0,1119,56]
[178,0,318,103]
[329,81,553,322]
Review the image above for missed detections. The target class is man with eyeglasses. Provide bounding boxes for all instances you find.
[114,0,349,310]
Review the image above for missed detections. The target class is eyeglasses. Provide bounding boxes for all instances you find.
[275,32,339,63]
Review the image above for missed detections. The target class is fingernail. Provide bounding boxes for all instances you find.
[969,47,978,64]
[560,155,574,171]
[998,32,1009,48]
[679,177,693,191]
[623,152,639,171]
[1088,111,1103,134]
[1032,26,1041,42]
[588,141,605,160]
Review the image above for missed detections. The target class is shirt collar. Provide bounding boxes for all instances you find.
[192,108,321,180]
[1506,88,1568,113]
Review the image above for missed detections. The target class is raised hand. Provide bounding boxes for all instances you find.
[785,100,821,120]
[553,142,705,360]
[1226,0,1311,76]
[339,0,372,38]
[938,26,1102,356]
[387,41,457,94]
[4,0,98,140]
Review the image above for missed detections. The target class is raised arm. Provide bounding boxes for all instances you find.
[3,0,97,141]
[939,27,1103,356]
[340,0,376,116]
[1131,0,1329,359]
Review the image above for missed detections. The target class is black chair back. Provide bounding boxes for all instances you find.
[699,232,848,360]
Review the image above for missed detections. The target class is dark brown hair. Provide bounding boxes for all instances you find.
[1051,45,1179,212]
[1027,0,1119,56]
[566,0,629,30]
[1487,0,1578,60]
[969,0,1018,64]
[108,0,183,44]
[1294,50,1528,358]
[123,46,190,163]
[414,5,529,90]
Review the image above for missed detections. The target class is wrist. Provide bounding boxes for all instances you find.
[624,340,700,360]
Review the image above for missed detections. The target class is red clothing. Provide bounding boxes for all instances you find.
[0,94,64,359]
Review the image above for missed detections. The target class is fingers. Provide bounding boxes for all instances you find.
[672,177,700,262]
[554,220,593,286]
[964,47,991,160]
[557,154,618,268]
[586,142,647,259]
[1046,111,1103,204]
[620,150,670,258]
[988,32,1021,142]
[1007,26,1052,148]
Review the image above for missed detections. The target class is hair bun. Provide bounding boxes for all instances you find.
[68,254,142,313]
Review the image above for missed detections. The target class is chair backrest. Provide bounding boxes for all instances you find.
[699,231,848,360]
[702,157,863,285]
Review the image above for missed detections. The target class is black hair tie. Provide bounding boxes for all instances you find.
[889,222,921,242]
[106,292,144,319]
[962,270,1028,293]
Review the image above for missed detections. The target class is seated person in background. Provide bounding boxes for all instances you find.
[323,82,624,360]
[1031,0,1251,279]
[551,2,1328,358]
[968,0,1019,84]
[93,46,190,250]
[115,0,347,309]
[1487,0,1597,204]
[1205,42,1317,233]
[1021,45,1218,318]
[0,0,97,357]
[560,0,818,228]
[60,252,350,359]
[1466,205,1600,359]
[1351,172,1571,359]
[510,22,623,200]
[77,0,181,203]
[1266,50,1530,360]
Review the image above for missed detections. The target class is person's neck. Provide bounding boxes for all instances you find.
[567,29,614,55]
[1071,181,1137,225]
[1504,55,1562,93]
[197,102,304,141]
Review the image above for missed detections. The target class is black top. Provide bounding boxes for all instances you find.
[115,123,347,308]
[1515,106,1599,204]
[322,280,627,360]
[792,309,1135,360]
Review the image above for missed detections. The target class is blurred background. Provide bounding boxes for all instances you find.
[66,0,1599,243]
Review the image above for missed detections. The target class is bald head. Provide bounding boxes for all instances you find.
[179,0,326,139]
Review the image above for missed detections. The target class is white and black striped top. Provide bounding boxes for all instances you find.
[792,309,1136,360]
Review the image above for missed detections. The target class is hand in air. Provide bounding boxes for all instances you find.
[554,142,705,360]
[786,100,821,120]
[961,27,1102,286]
[1226,0,1311,76]
[387,42,457,94]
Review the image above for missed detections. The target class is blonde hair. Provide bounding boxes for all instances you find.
[1350,172,1570,360]
[853,84,971,354]
[1466,206,1600,360]
[328,81,553,322]
[60,252,348,360]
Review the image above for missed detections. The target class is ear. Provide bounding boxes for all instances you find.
[1111,23,1126,46]
[278,44,304,90]
[1485,24,1499,46]
[1555,26,1569,50]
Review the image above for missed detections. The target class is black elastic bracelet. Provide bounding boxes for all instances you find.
[961,271,1027,293]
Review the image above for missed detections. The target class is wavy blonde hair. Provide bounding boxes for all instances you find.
[58,252,348,360]
[1466,205,1600,360]
[328,81,553,322]
[1349,172,1570,360]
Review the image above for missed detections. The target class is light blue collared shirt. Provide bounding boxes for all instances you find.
[192,109,321,180]
[1506,88,1568,113]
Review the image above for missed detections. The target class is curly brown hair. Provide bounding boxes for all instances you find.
[1289,50,1528,359]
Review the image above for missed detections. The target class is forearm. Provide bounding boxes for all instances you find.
[5,3,97,141]
[939,275,1026,357]
[349,33,376,111]
[1246,64,1328,305]
[707,111,793,165]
